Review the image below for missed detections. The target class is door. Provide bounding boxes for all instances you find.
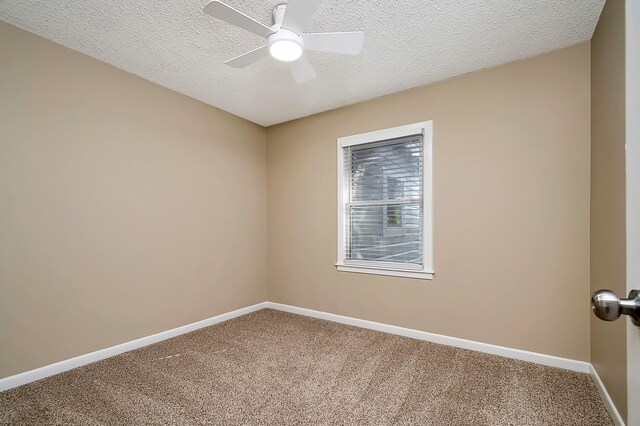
[591,2,639,424]
[626,1,639,424]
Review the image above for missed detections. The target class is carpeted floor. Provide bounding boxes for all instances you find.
[0,309,613,425]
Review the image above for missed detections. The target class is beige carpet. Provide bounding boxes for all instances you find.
[0,309,613,425]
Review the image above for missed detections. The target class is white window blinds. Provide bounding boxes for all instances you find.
[343,134,424,268]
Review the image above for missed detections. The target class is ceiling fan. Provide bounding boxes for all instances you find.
[203,0,364,83]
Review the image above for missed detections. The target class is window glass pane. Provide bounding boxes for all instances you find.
[349,137,423,203]
[344,134,424,267]
[347,204,423,265]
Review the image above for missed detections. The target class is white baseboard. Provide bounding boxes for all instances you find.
[266,302,591,374]
[590,364,626,426]
[0,299,607,409]
[0,302,268,392]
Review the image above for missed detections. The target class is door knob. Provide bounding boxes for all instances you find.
[591,289,640,326]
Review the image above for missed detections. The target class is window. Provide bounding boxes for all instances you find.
[336,121,433,279]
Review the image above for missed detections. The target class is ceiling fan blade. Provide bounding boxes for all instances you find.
[281,0,323,35]
[289,55,317,83]
[303,32,364,55]
[204,1,274,39]
[225,45,268,68]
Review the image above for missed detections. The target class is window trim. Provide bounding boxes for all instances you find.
[336,121,434,280]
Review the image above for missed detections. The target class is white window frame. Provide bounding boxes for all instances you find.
[336,121,434,280]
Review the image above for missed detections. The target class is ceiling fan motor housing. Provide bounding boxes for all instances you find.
[268,4,304,61]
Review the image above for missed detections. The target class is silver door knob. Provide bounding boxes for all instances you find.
[591,289,640,326]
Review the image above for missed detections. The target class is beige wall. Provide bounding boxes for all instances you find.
[0,16,598,381]
[590,0,627,421]
[267,43,592,361]
[0,21,267,378]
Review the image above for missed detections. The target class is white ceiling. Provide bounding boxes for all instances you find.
[0,0,604,126]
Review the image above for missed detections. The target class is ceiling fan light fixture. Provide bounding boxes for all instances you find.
[269,39,303,62]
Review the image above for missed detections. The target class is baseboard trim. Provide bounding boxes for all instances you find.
[0,301,603,402]
[590,364,625,426]
[0,302,268,392]
[266,302,591,374]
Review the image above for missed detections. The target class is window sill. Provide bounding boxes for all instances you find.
[335,263,434,280]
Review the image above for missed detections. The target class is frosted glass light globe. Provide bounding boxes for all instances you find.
[269,39,303,62]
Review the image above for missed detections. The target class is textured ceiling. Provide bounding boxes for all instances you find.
[0,0,604,126]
